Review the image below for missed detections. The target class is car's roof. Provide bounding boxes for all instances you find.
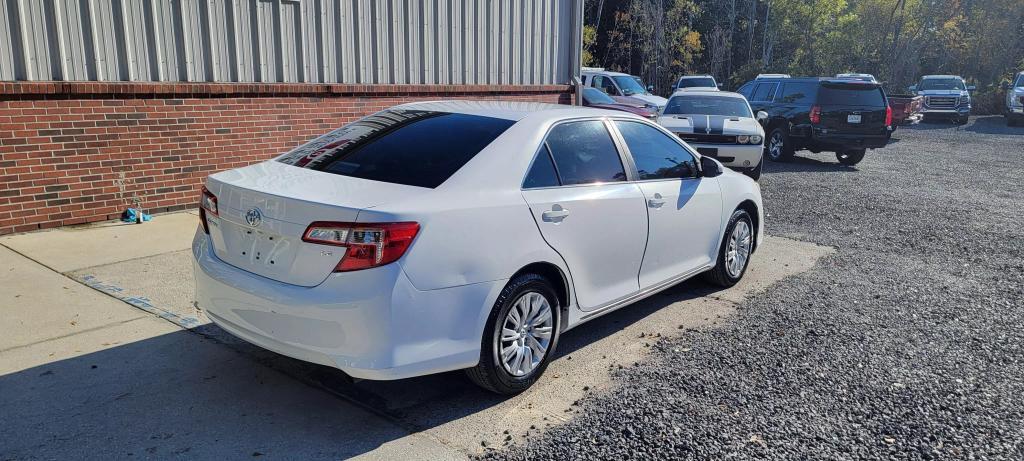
[670,89,742,98]
[581,70,630,77]
[837,73,874,77]
[677,75,714,79]
[391,100,637,122]
[921,75,962,79]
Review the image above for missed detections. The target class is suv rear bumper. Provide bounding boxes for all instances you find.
[192,228,503,380]
[809,130,890,150]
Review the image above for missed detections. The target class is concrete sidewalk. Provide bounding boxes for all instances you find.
[0,215,463,460]
[0,210,833,459]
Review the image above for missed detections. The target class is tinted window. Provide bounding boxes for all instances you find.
[583,87,617,105]
[677,77,717,89]
[751,83,778,102]
[277,110,515,188]
[523,146,560,188]
[737,82,754,98]
[664,96,753,117]
[614,121,698,180]
[1014,75,1024,88]
[779,82,818,104]
[545,121,626,185]
[818,84,886,106]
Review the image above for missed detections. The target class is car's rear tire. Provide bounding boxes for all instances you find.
[466,273,560,395]
[764,127,794,162]
[744,159,763,180]
[704,209,754,288]
[836,149,866,166]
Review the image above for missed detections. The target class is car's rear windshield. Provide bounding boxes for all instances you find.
[276,110,515,188]
[664,96,753,117]
[818,84,886,106]
[677,77,716,88]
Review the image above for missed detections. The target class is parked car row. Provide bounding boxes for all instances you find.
[1004,71,1024,126]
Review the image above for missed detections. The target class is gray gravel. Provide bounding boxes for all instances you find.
[481,116,1024,460]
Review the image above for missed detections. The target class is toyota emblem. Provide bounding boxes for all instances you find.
[245,208,263,227]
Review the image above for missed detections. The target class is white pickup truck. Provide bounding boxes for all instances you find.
[1005,71,1024,127]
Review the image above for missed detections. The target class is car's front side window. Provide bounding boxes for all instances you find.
[614,121,698,180]
[544,121,627,186]
[751,83,778,102]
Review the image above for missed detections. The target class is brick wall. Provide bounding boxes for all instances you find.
[0,82,572,235]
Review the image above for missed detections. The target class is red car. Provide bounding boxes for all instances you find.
[582,87,658,119]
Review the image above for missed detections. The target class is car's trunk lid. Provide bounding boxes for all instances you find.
[204,161,423,286]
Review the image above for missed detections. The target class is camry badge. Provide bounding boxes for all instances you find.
[245,208,263,227]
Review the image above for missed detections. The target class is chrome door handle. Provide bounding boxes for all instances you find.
[542,209,570,222]
[648,193,665,208]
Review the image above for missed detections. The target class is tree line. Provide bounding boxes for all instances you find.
[583,0,1024,113]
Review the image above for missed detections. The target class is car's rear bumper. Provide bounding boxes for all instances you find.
[192,228,504,380]
[687,143,763,168]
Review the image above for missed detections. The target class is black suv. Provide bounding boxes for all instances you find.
[737,77,892,165]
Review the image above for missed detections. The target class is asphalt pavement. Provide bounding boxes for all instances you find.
[481,116,1024,460]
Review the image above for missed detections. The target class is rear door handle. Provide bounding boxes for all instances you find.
[541,208,570,222]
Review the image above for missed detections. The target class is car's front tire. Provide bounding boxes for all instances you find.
[765,127,794,162]
[836,149,865,166]
[466,273,560,395]
[704,209,754,287]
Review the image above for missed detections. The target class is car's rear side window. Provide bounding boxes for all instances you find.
[544,121,626,186]
[779,82,818,104]
[523,146,560,188]
[818,85,886,106]
[276,110,515,188]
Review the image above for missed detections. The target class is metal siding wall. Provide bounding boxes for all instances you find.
[0,0,577,85]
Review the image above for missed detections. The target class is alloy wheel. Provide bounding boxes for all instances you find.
[768,132,784,160]
[498,292,554,377]
[725,220,752,278]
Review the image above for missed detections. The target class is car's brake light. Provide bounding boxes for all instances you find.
[303,221,420,272]
[885,105,893,126]
[809,105,821,124]
[199,186,218,234]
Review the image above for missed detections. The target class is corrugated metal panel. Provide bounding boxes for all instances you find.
[0,0,580,85]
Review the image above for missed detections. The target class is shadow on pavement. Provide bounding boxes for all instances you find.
[761,154,858,174]
[0,328,440,460]
[0,274,721,460]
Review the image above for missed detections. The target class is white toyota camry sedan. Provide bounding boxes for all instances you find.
[193,101,763,394]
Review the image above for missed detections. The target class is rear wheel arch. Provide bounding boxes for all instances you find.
[511,262,571,322]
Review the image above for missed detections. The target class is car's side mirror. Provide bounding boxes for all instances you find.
[646,85,655,93]
[908,85,917,92]
[967,85,976,91]
[717,83,725,88]
[756,111,769,122]
[1002,83,1012,90]
[699,156,723,178]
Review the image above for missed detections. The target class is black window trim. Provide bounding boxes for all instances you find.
[606,117,702,183]
[520,116,637,190]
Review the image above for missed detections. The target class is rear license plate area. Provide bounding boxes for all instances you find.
[233,227,285,265]
[847,114,862,124]
[697,147,719,157]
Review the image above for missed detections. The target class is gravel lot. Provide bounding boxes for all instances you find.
[481,116,1024,460]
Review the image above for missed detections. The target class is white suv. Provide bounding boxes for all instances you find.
[194,101,763,394]
[1005,71,1024,126]
[582,68,668,109]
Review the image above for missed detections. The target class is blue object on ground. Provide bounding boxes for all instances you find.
[121,208,152,223]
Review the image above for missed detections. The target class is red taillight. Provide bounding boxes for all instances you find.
[809,105,821,124]
[302,221,420,272]
[199,186,218,234]
[885,105,893,126]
